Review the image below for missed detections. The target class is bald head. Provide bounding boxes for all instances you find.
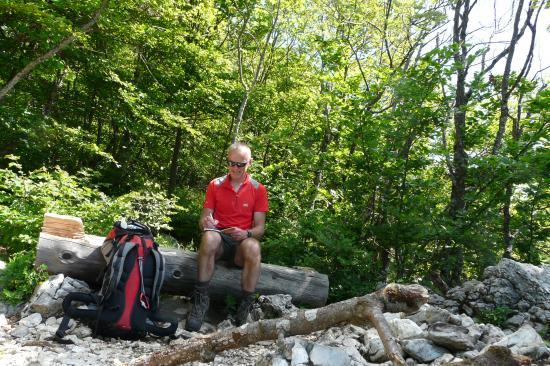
[227,143,252,160]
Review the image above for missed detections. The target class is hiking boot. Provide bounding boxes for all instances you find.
[185,289,209,332]
[236,294,256,326]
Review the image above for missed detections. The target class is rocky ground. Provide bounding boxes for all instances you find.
[0,258,548,366]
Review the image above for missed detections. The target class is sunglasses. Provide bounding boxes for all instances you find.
[227,160,248,168]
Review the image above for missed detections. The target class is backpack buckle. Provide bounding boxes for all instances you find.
[140,293,151,310]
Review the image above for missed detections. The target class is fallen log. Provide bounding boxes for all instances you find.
[35,214,329,307]
[130,283,429,366]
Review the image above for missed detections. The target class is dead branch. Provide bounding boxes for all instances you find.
[130,283,429,366]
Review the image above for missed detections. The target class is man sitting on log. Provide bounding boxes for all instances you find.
[185,142,269,332]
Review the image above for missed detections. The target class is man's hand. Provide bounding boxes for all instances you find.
[223,227,247,241]
[202,212,219,229]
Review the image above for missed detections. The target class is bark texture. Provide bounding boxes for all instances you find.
[130,283,428,366]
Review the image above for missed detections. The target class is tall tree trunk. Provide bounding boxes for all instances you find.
[492,0,525,155]
[232,91,249,143]
[42,68,66,117]
[496,0,542,259]
[443,0,472,287]
[96,118,103,146]
[502,183,514,258]
[231,0,280,143]
[0,0,110,103]
[311,99,332,209]
[168,127,183,197]
[380,0,394,68]
[85,90,98,130]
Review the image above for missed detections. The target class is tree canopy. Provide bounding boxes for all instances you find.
[0,0,548,303]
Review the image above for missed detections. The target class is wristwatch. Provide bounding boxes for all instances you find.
[247,230,252,238]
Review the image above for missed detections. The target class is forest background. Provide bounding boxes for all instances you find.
[0,0,548,306]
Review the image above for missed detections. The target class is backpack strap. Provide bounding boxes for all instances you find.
[101,239,137,300]
[98,233,126,299]
[145,311,178,337]
[150,245,165,311]
[54,292,99,340]
[137,237,151,310]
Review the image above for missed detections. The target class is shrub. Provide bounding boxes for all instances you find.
[0,156,180,258]
[0,157,181,304]
[478,306,513,327]
[263,209,377,302]
[0,251,49,305]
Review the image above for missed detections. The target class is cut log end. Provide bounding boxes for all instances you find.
[42,213,85,239]
[379,283,429,313]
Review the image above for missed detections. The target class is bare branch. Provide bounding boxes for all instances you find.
[130,284,428,366]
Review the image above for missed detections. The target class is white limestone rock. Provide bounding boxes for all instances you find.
[0,313,8,327]
[407,304,452,325]
[309,344,351,366]
[364,337,387,363]
[10,324,30,338]
[479,323,505,344]
[402,338,449,363]
[504,313,530,329]
[388,318,423,339]
[22,275,91,318]
[426,322,475,351]
[458,314,475,327]
[486,324,544,354]
[290,342,309,366]
[19,312,42,328]
[342,345,368,366]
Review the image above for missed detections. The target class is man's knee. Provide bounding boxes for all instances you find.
[199,232,222,257]
[240,238,261,263]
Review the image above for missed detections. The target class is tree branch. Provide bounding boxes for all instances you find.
[130,284,429,366]
[0,0,110,103]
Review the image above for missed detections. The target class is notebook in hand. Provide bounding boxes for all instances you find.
[203,227,230,233]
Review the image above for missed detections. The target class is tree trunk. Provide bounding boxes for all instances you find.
[0,0,110,103]
[491,0,524,155]
[42,68,66,117]
[232,91,249,143]
[131,283,428,366]
[231,0,280,143]
[96,118,103,146]
[311,101,332,209]
[35,215,329,307]
[442,0,471,287]
[496,0,543,259]
[502,183,513,259]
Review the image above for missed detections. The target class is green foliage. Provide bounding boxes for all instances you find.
[0,0,548,304]
[263,209,376,302]
[169,186,205,250]
[478,306,514,327]
[224,294,238,313]
[0,156,179,258]
[0,251,49,305]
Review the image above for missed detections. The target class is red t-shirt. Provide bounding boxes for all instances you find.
[203,174,268,230]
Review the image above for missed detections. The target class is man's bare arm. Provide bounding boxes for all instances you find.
[250,211,266,239]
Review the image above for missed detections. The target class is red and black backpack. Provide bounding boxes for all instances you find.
[55,220,177,340]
